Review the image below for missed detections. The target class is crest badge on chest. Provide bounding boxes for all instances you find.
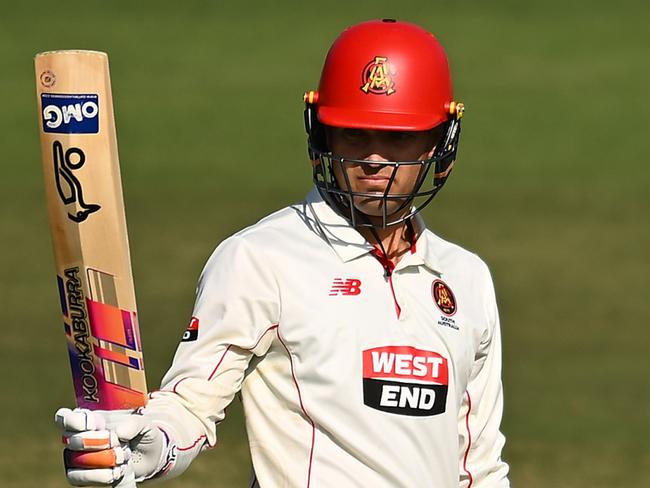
[431,279,457,316]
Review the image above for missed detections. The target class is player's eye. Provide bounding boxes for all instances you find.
[340,129,367,143]
[388,131,416,142]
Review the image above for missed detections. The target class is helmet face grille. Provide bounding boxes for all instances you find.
[309,118,462,228]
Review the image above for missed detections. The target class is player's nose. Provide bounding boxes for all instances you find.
[363,151,390,167]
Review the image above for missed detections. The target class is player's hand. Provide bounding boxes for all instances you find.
[55,407,172,486]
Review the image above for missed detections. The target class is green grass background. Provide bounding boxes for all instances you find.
[1,0,648,486]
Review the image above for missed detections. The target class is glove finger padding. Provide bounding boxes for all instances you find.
[65,446,129,468]
[55,407,107,433]
[63,429,120,451]
[66,466,127,487]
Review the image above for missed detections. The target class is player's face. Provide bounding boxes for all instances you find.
[326,127,441,221]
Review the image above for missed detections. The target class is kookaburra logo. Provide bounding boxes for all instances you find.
[52,140,101,223]
[360,56,396,95]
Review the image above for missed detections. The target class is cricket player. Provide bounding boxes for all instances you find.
[56,19,510,487]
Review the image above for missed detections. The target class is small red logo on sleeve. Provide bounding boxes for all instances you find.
[329,278,362,296]
[432,280,457,316]
[181,317,199,342]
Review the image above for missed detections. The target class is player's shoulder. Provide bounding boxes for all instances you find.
[199,204,304,277]
[231,202,308,244]
[423,228,491,275]
[208,201,312,260]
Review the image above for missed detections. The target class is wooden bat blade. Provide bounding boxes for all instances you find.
[35,50,147,411]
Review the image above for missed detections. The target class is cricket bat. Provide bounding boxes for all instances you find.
[35,50,147,487]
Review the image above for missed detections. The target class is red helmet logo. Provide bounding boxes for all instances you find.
[360,56,396,96]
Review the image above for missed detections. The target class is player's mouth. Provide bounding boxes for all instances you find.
[357,175,393,192]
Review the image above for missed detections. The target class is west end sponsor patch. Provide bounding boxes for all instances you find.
[432,279,457,316]
[41,93,99,134]
[362,346,449,416]
[181,317,199,342]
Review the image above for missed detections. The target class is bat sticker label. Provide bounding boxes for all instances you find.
[53,140,101,222]
[63,267,99,403]
[41,93,99,134]
[39,70,56,88]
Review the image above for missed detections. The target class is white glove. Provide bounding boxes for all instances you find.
[55,407,177,486]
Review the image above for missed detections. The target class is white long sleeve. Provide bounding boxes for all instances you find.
[144,235,280,479]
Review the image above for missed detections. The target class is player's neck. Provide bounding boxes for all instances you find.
[358,220,417,265]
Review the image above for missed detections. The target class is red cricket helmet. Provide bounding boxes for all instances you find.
[316,19,455,131]
[304,19,465,228]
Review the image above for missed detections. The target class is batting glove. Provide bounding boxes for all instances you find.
[55,407,176,486]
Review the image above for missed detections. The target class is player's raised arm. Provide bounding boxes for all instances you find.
[142,234,282,479]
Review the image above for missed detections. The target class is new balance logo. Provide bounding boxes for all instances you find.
[329,278,362,296]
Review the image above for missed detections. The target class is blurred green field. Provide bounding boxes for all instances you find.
[1,0,648,486]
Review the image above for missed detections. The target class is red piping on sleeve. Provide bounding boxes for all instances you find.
[462,390,474,488]
[207,345,233,381]
[207,324,279,381]
[165,325,280,392]
[276,328,315,488]
[171,377,189,394]
[156,325,282,454]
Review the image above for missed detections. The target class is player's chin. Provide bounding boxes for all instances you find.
[352,195,410,220]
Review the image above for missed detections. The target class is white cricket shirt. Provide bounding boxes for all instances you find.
[145,188,510,487]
